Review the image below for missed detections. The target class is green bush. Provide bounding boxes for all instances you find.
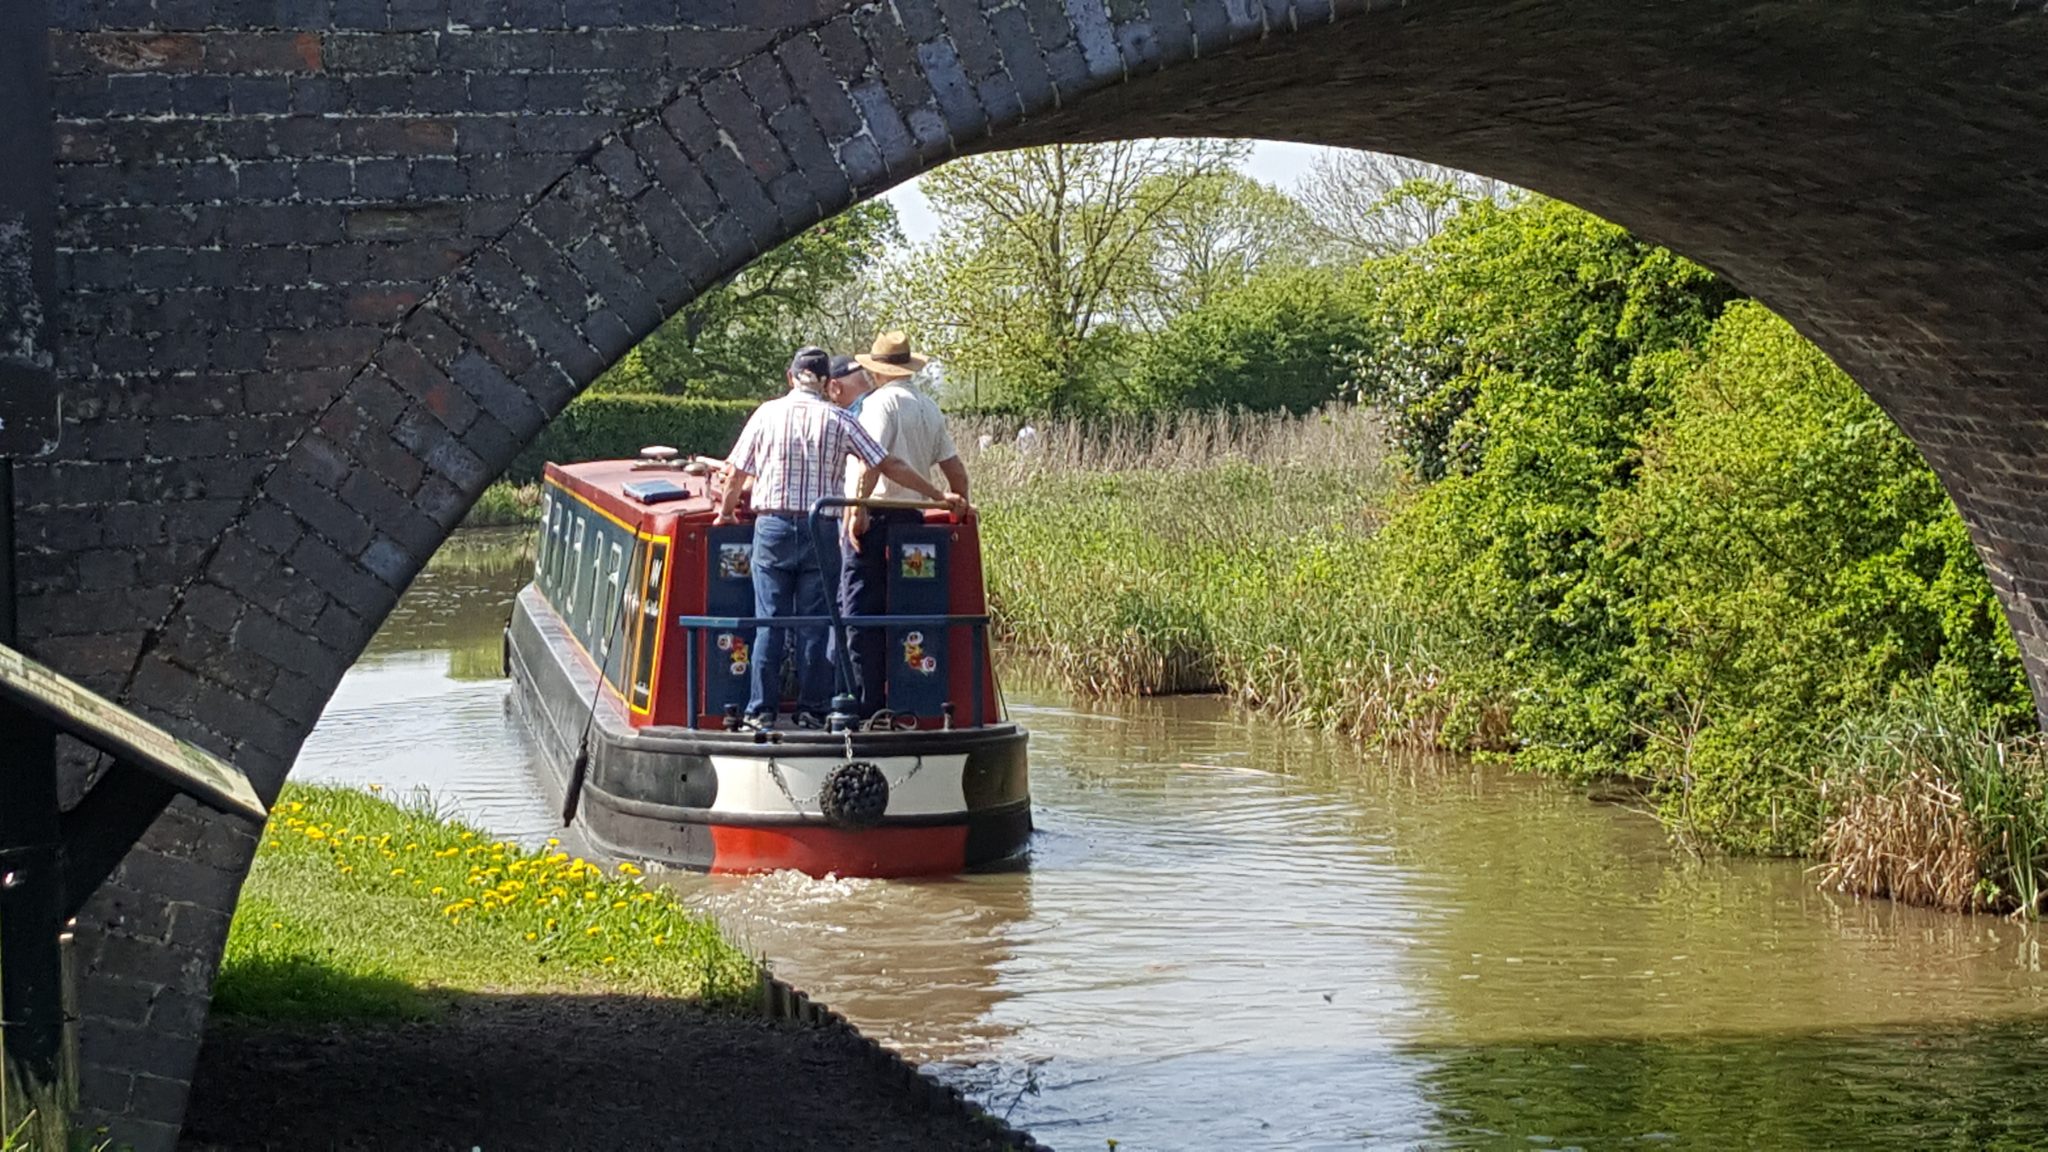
[504,394,754,483]
[1375,230,2029,851]
[1118,266,1373,413]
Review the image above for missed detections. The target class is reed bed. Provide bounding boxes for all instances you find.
[972,406,1494,745]
[1815,699,2048,917]
[461,480,544,528]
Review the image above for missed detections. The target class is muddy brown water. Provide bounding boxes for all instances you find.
[293,530,2048,1151]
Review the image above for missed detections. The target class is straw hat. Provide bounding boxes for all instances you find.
[853,330,929,380]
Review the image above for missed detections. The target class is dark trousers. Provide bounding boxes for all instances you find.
[839,508,921,718]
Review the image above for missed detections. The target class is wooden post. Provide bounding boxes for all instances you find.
[0,460,70,1149]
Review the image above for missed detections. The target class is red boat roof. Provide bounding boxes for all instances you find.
[548,458,720,519]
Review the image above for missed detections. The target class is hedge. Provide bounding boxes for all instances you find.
[505,394,755,483]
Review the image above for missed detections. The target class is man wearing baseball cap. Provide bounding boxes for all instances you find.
[716,346,963,727]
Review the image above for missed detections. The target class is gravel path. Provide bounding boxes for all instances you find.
[180,994,1026,1152]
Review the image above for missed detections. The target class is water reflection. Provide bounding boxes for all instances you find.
[294,528,2048,1152]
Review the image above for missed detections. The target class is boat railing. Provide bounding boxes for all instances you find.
[671,613,992,731]
[675,493,987,733]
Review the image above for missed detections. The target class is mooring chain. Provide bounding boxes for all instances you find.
[764,756,807,813]
[766,746,922,819]
[887,754,926,791]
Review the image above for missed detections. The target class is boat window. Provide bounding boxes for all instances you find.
[631,540,667,710]
[535,491,552,583]
[566,515,585,618]
[598,540,624,663]
[549,499,568,593]
[584,538,604,648]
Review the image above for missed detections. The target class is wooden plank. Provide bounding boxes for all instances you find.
[0,643,265,821]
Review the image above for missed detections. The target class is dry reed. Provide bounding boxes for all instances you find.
[1814,700,2048,917]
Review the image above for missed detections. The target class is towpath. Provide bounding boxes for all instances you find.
[179,993,1022,1151]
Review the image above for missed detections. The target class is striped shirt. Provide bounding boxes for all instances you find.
[727,388,888,514]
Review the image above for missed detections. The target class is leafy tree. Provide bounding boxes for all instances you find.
[1295,150,1510,261]
[1119,265,1372,413]
[1365,196,1738,789]
[598,200,903,399]
[1352,196,1735,480]
[885,140,1246,413]
[1370,199,2026,853]
[1136,169,1316,320]
[1602,304,2029,847]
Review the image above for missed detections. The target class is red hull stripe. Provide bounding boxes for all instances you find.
[708,824,969,878]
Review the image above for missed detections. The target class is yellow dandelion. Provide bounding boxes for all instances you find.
[545,918,559,931]
[617,862,641,877]
[390,868,406,877]
[585,926,603,936]
[611,900,628,909]
[545,838,560,847]
[525,931,538,942]
[601,956,616,965]
[339,866,353,875]
[430,887,447,897]
[287,801,304,812]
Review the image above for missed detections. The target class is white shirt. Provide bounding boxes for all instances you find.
[844,382,959,501]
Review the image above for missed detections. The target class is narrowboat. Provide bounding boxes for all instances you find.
[504,447,1032,878]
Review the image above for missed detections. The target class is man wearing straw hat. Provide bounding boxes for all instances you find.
[831,331,971,721]
[715,346,961,728]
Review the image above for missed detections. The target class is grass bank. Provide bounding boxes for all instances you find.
[967,407,1501,747]
[215,783,757,1022]
[967,407,2048,918]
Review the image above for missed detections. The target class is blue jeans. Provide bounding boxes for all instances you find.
[747,514,838,717]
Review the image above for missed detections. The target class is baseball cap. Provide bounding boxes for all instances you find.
[788,346,830,380]
[828,355,861,380]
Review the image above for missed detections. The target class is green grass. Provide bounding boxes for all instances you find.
[460,480,544,528]
[214,784,758,1022]
[968,407,1499,745]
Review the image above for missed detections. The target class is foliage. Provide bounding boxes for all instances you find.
[461,480,542,527]
[886,140,1246,412]
[597,200,902,400]
[1294,151,1510,262]
[1119,265,1374,413]
[1350,195,1736,481]
[215,784,758,1022]
[1370,203,2028,853]
[504,393,753,483]
[1135,169,1317,318]
[1600,304,2031,847]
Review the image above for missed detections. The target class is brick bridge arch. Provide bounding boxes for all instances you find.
[34,1,2048,1143]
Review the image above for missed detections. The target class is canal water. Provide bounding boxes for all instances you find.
[295,530,2048,1151]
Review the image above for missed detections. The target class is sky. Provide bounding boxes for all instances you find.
[881,140,1343,245]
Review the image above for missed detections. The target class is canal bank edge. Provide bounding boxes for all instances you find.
[751,964,1053,1152]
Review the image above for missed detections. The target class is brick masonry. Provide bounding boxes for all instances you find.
[29,0,2048,1144]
